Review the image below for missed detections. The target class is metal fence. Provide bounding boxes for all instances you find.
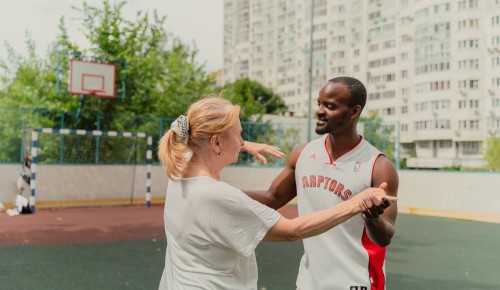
[0,106,399,168]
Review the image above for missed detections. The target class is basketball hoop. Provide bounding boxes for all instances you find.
[68,59,116,98]
[87,90,99,96]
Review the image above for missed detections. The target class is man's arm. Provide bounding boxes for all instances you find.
[244,144,306,210]
[364,155,399,247]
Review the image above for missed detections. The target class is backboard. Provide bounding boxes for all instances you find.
[69,59,116,98]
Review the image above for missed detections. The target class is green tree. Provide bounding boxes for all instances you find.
[360,112,397,164]
[222,78,286,121]
[219,78,286,165]
[485,136,500,171]
[1,1,214,127]
[0,1,215,163]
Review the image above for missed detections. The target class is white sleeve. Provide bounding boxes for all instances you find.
[205,184,280,257]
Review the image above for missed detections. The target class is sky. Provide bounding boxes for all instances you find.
[0,0,224,72]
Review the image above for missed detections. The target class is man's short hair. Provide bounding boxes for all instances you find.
[327,76,367,110]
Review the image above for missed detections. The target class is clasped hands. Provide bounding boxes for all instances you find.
[355,182,397,219]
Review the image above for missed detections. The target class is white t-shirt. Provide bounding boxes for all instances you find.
[159,176,281,290]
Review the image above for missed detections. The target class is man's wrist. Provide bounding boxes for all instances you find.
[363,215,383,224]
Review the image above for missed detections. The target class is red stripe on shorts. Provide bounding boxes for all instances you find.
[362,228,386,290]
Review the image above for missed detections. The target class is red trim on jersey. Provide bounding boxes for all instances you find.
[324,135,333,164]
[362,228,386,290]
[324,135,363,165]
[370,153,384,186]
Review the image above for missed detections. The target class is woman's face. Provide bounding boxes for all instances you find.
[220,119,245,165]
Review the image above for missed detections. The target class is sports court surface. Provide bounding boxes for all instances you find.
[1,204,499,290]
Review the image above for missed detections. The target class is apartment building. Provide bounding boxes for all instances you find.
[223,0,500,169]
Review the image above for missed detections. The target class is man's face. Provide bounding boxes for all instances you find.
[315,83,355,135]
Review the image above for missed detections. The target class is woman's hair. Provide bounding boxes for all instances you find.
[158,96,241,180]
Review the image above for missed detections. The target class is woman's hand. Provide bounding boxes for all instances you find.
[242,141,285,165]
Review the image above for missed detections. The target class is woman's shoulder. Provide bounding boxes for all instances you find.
[192,178,242,200]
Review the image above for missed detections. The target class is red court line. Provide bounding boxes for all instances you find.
[0,204,298,245]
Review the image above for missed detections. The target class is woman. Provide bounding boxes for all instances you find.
[157,97,395,290]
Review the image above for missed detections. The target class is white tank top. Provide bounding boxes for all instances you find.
[295,135,386,290]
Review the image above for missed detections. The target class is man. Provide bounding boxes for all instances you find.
[247,76,398,290]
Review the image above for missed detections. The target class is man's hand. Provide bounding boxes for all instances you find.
[354,182,397,218]
[242,141,285,164]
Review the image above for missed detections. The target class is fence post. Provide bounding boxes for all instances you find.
[277,123,282,167]
[59,112,65,163]
[146,135,153,207]
[20,109,27,163]
[30,130,38,212]
[395,122,401,170]
[96,113,101,164]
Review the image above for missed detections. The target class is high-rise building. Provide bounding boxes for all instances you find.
[223,0,500,169]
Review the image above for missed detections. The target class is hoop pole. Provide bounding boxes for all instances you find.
[146,136,153,207]
[75,96,86,128]
[30,130,38,212]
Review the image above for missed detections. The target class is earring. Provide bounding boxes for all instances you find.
[217,152,220,158]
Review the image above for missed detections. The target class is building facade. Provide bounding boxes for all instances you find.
[223,0,500,169]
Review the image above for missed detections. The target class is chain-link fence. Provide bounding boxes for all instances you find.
[0,107,400,168]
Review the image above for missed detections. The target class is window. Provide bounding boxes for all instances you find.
[493,16,500,26]
[332,51,345,58]
[313,38,327,51]
[332,66,346,74]
[493,57,500,67]
[462,141,480,155]
[469,99,479,108]
[383,91,396,99]
[382,107,395,116]
[459,0,478,9]
[458,39,479,49]
[331,36,345,44]
[458,19,479,30]
[418,141,431,148]
[384,40,396,48]
[459,79,479,89]
[493,98,500,107]
[439,140,452,148]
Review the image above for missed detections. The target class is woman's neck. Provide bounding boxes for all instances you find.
[184,155,221,180]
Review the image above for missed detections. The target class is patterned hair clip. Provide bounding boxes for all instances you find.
[170,115,189,142]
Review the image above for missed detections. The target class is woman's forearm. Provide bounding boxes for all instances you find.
[264,201,360,242]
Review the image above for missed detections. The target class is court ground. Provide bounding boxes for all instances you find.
[1,205,499,289]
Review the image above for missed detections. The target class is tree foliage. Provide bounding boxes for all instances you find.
[0,0,214,130]
[222,78,286,121]
[0,1,288,164]
[485,137,500,171]
[360,112,397,164]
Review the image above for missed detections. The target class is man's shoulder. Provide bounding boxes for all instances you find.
[301,135,326,151]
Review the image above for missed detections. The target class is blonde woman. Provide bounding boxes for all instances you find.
[157,97,396,290]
